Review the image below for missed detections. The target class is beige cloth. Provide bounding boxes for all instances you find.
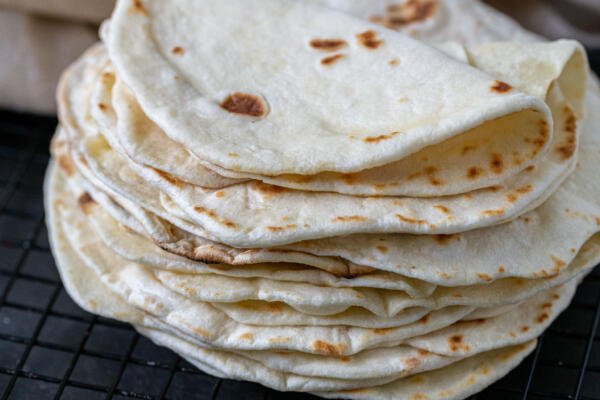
[0,0,597,114]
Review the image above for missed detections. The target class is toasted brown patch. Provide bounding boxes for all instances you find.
[356,30,384,49]
[339,356,352,363]
[490,80,512,93]
[536,313,549,323]
[333,215,368,223]
[373,327,394,335]
[467,166,483,180]
[433,205,450,214]
[524,165,535,172]
[312,340,346,356]
[556,106,577,160]
[424,166,442,186]
[220,92,267,117]
[389,58,400,66]
[461,144,477,155]
[98,102,108,112]
[490,153,504,174]
[396,214,427,224]
[254,182,288,197]
[215,191,225,198]
[376,245,388,254]
[193,206,238,229]
[370,0,437,29]
[363,131,400,143]
[239,332,253,341]
[448,335,470,352]
[540,302,553,309]
[58,154,74,176]
[418,314,430,324]
[520,326,530,333]
[171,46,184,55]
[437,272,451,280]
[434,234,459,245]
[228,152,239,157]
[481,209,504,217]
[410,392,428,400]
[128,0,148,14]
[321,53,345,66]
[267,224,297,232]
[77,192,96,215]
[154,169,183,187]
[309,38,348,52]
[551,255,566,272]
[498,266,506,273]
[477,273,492,282]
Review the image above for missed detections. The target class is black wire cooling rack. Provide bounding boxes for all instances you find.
[0,51,599,400]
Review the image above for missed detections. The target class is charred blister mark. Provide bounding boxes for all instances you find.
[128,0,148,15]
[332,215,369,223]
[363,131,400,143]
[321,53,345,66]
[309,38,348,52]
[490,80,513,93]
[356,30,384,49]
[77,192,96,215]
[369,0,437,30]
[556,106,577,160]
[220,92,268,117]
[171,46,185,56]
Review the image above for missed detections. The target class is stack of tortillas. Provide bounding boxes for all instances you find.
[45,0,599,398]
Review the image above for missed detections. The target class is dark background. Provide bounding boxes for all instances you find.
[0,51,598,400]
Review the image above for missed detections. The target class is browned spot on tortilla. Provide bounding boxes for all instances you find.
[376,245,388,254]
[129,0,147,14]
[467,166,483,179]
[424,166,442,186]
[498,266,506,273]
[433,205,450,215]
[434,234,459,245]
[98,102,108,111]
[370,0,437,30]
[154,169,184,187]
[266,302,283,312]
[333,215,368,223]
[418,314,430,324]
[373,327,394,335]
[551,255,566,273]
[309,38,348,52]
[341,388,371,395]
[339,356,352,363]
[481,366,490,375]
[228,152,239,157]
[571,248,577,253]
[536,313,549,323]
[321,53,345,66]
[254,182,288,197]
[410,375,425,384]
[389,58,399,66]
[524,165,535,172]
[509,331,517,338]
[220,92,267,117]
[267,224,297,232]
[312,340,346,356]
[77,192,96,215]
[471,319,487,324]
[438,272,451,279]
[239,332,253,341]
[396,214,427,224]
[363,131,400,143]
[171,46,184,55]
[477,273,492,282]
[490,153,504,174]
[520,326,530,333]
[595,217,600,226]
[490,80,513,93]
[540,302,553,309]
[193,206,238,229]
[481,209,504,217]
[448,335,470,352]
[552,293,560,300]
[356,30,384,49]
[556,106,577,160]
[101,71,114,81]
[215,191,225,198]
[58,154,74,176]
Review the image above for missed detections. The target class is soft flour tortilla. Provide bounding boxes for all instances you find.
[46,173,536,396]
[59,46,583,247]
[106,0,550,180]
[57,51,600,287]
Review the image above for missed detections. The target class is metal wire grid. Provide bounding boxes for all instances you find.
[0,49,598,400]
